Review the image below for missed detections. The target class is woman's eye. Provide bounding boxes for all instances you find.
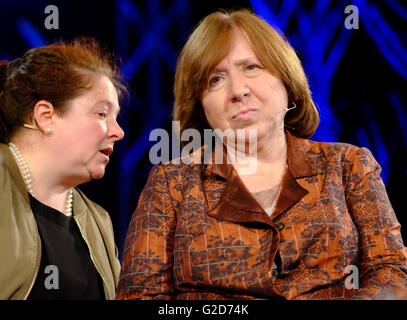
[209,76,221,86]
[246,64,259,71]
[98,111,108,118]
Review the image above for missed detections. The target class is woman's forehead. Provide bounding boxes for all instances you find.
[214,30,258,65]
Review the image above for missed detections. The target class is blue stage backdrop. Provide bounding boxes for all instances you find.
[1,0,406,257]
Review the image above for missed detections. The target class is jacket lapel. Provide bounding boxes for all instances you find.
[0,143,30,203]
[271,131,317,220]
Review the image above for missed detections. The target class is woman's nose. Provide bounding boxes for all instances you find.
[229,73,250,103]
[109,119,125,141]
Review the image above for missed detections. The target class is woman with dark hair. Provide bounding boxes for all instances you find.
[0,38,125,300]
[117,10,407,300]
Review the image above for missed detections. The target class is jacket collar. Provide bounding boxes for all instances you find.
[204,130,316,179]
[285,130,317,178]
[0,143,30,203]
[203,131,317,226]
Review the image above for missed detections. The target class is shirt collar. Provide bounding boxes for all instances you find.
[202,130,317,226]
[204,130,317,179]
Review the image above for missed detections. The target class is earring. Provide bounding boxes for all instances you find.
[286,102,296,112]
[45,128,52,134]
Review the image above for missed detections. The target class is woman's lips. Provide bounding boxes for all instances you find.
[232,108,258,121]
[99,151,110,162]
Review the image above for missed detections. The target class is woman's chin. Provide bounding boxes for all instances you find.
[90,167,106,180]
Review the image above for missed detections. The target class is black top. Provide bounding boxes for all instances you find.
[27,194,105,300]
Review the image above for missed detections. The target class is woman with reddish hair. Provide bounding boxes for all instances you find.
[117,9,407,300]
[0,38,125,299]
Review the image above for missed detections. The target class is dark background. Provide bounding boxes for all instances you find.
[1,0,406,258]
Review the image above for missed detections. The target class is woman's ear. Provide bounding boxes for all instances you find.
[32,100,55,135]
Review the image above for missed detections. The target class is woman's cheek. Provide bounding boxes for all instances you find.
[98,121,108,136]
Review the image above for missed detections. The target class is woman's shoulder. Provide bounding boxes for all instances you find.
[0,145,6,179]
[294,135,378,173]
[0,143,10,173]
[302,138,385,200]
[304,136,373,161]
[0,143,26,192]
[151,145,207,176]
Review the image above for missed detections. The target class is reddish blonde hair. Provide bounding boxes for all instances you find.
[0,37,125,143]
[173,9,319,142]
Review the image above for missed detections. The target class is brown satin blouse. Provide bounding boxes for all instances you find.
[117,131,407,300]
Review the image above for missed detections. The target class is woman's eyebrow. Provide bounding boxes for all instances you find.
[211,56,259,73]
[234,56,259,66]
[211,66,227,74]
[95,100,121,115]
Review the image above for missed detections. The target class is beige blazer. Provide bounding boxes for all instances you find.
[0,143,120,300]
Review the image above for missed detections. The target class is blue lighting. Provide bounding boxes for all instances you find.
[354,0,407,80]
[16,18,46,48]
[389,93,407,150]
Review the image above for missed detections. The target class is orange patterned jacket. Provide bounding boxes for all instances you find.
[117,131,407,300]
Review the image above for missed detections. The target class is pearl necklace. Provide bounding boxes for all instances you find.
[8,142,73,216]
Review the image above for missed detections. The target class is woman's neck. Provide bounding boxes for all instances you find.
[227,129,287,176]
[9,137,73,214]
